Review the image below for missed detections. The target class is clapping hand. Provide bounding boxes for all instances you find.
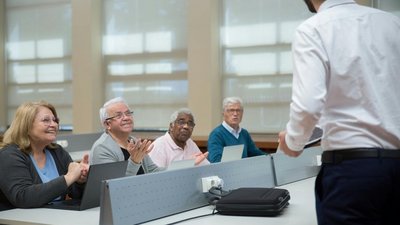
[194,152,209,165]
[65,154,90,186]
[127,138,154,164]
[77,154,89,184]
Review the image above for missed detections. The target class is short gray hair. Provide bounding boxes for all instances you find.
[169,108,195,124]
[99,97,130,127]
[222,97,243,111]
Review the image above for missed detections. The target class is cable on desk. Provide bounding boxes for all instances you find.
[166,187,228,225]
[165,210,217,225]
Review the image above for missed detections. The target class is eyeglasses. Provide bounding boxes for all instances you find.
[175,119,195,128]
[225,108,243,114]
[40,116,59,125]
[105,110,134,121]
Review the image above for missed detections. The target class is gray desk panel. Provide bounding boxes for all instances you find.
[142,177,317,225]
[56,132,102,152]
[100,155,274,225]
[271,146,322,185]
[56,132,102,161]
[68,150,89,162]
[0,177,317,225]
[0,155,319,225]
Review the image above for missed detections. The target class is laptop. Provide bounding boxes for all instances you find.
[221,144,244,162]
[167,159,196,170]
[44,160,127,210]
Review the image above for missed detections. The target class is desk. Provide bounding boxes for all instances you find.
[0,177,317,225]
[0,207,99,225]
[141,177,316,225]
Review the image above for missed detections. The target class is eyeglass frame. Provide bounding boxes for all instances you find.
[105,110,134,121]
[174,119,196,128]
[225,108,243,114]
[39,116,59,126]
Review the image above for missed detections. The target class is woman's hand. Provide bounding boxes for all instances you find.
[64,162,82,186]
[65,154,90,185]
[77,154,89,184]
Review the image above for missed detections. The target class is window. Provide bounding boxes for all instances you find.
[221,0,312,132]
[221,0,388,133]
[376,0,400,17]
[5,0,72,127]
[103,0,188,130]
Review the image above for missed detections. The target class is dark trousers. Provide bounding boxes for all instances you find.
[315,157,400,225]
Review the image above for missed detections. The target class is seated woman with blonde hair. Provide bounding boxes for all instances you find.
[0,101,89,211]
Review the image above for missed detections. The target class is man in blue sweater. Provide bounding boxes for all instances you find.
[207,97,265,163]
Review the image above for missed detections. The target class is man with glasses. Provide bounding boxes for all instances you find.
[90,97,163,176]
[207,97,265,163]
[149,108,209,168]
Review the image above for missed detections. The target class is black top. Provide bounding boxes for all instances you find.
[120,147,144,175]
[0,144,85,211]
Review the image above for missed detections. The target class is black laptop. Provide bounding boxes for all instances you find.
[44,160,127,211]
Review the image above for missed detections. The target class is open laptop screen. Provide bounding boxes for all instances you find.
[44,160,128,210]
[221,144,244,162]
[167,159,195,170]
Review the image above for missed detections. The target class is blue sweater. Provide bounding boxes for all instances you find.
[207,124,265,163]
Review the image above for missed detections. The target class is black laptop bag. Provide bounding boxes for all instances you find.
[215,187,290,216]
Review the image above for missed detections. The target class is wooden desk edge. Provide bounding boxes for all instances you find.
[129,131,279,153]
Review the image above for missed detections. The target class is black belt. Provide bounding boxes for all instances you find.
[322,148,400,164]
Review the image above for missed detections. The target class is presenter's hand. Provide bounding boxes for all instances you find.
[278,131,303,157]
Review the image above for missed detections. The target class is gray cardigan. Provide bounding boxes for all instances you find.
[0,144,84,211]
[89,132,164,176]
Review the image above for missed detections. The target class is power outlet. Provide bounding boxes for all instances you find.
[201,176,223,192]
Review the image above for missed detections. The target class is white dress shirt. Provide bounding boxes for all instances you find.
[286,0,400,151]
[222,121,242,139]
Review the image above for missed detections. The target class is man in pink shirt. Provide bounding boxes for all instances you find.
[149,108,209,168]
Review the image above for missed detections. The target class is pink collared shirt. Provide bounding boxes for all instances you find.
[149,132,210,167]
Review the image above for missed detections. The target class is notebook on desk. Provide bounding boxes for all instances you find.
[167,159,196,170]
[221,144,244,162]
[44,160,127,211]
